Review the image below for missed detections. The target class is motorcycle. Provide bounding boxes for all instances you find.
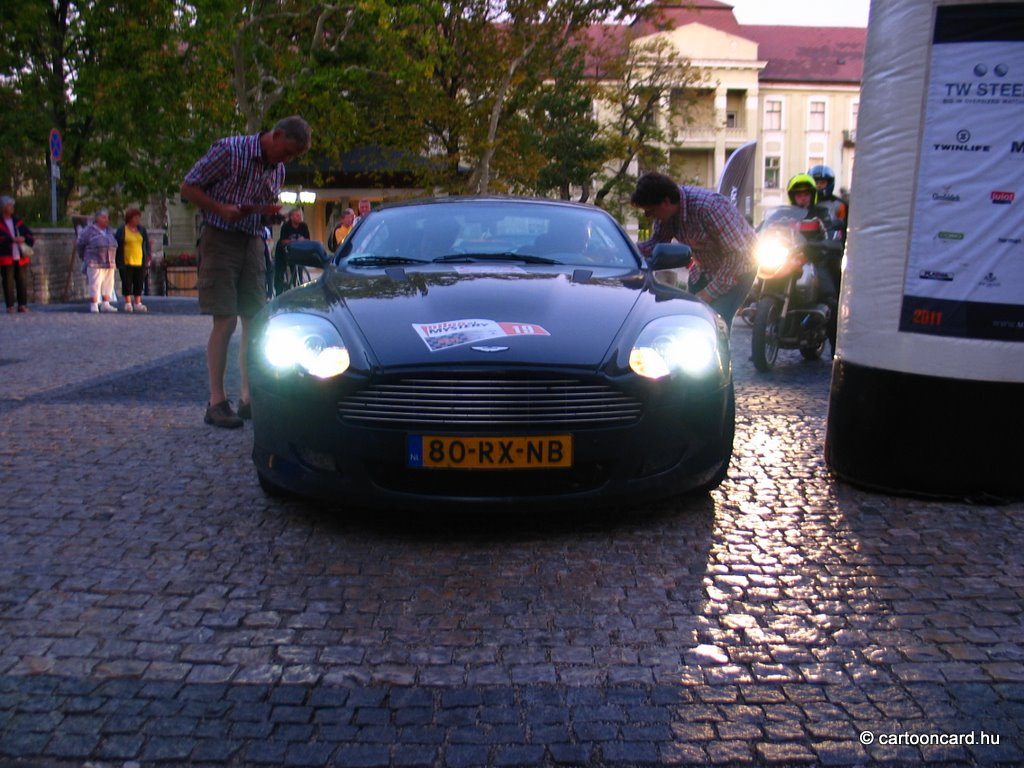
[745,206,841,372]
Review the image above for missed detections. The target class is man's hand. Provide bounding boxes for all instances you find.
[218,203,244,223]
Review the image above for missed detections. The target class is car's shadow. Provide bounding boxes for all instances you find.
[275,488,718,545]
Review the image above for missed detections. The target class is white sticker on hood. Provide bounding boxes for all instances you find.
[414,319,550,351]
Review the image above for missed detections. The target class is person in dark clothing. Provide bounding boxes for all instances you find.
[273,207,311,296]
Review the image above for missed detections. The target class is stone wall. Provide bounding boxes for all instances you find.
[22,228,166,304]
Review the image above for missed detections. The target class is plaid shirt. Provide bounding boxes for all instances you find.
[183,134,284,237]
[638,185,756,301]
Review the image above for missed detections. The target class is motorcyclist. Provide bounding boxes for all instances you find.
[808,165,847,240]
[786,173,841,357]
[786,173,829,219]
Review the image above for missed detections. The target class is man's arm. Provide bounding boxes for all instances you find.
[180,182,244,224]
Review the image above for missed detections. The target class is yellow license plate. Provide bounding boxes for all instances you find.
[407,434,572,469]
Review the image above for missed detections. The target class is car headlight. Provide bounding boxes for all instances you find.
[754,236,790,276]
[261,313,350,379]
[629,316,721,379]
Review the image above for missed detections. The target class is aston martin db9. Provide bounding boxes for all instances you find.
[249,197,734,509]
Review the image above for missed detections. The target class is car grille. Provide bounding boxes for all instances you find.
[338,376,643,428]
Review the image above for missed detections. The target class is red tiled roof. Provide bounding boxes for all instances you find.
[630,1,745,37]
[583,2,866,86]
[742,25,866,84]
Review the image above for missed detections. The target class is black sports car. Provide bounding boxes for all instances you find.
[249,197,734,509]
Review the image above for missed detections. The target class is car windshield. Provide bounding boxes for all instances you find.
[341,201,639,268]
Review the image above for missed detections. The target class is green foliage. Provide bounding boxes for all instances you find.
[0,0,705,224]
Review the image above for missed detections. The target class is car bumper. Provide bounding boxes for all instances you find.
[250,371,733,511]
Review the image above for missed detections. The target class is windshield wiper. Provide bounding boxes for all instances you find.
[432,252,561,265]
[346,255,427,266]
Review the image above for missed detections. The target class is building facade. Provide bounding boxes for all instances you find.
[624,1,865,223]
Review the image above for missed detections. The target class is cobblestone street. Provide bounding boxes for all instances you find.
[1,301,1022,766]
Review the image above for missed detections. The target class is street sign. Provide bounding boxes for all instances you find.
[49,128,63,163]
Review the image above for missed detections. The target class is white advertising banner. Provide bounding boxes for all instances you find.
[900,6,1024,341]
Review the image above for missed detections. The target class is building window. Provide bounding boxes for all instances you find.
[764,156,781,189]
[765,100,782,130]
[809,101,826,131]
[726,111,737,128]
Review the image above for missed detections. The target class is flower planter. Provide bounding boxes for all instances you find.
[165,266,198,297]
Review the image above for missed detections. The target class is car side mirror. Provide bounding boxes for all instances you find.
[647,243,693,271]
[286,240,329,268]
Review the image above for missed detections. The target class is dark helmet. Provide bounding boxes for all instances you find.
[808,164,836,198]
[786,173,818,207]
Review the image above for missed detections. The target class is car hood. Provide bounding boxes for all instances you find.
[325,267,646,368]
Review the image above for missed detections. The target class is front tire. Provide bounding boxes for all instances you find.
[257,470,291,498]
[695,383,736,494]
[751,297,781,372]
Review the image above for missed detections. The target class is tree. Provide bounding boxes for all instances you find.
[0,0,232,220]
[524,47,609,201]
[338,0,654,196]
[590,32,707,212]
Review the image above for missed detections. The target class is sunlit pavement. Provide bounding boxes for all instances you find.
[1,303,1022,766]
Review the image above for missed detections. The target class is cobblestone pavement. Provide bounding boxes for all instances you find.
[1,301,1022,767]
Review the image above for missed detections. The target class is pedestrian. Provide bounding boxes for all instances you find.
[114,207,152,313]
[631,172,756,331]
[273,207,310,296]
[180,115,312,428]
[77,208,119,313]
[355,198,372,223]
[328,207,354,251]
[0,195,34,314]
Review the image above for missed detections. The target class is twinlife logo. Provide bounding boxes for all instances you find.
[934,129,990,153]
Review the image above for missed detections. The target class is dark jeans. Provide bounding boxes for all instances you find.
[691,269,757,333]
[122,265,146,297]
[274,251,288,297]
[814,253,842,353]
[1,262,28,309]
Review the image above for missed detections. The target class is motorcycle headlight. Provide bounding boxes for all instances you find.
[755,236,789,275]
[629,316,721,379]
[261,313,350,379]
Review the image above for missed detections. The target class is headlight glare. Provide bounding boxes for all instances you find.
[262,314,350,379]
[630,316,721,379]
[755,237,789,275]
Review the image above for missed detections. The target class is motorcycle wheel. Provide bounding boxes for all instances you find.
[751,297,781,372]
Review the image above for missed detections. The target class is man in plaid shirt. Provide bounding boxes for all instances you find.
[632,172,756,331]
[181,115,311,428]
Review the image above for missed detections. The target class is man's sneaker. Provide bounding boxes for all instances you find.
[99,302,118,313]
[134,303,147,312]
[124,302,133,312]
[237,400,252,420]
[89,303,99,313]
[204,400,243,429]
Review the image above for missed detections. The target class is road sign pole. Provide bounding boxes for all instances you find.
[48,128,63,223]
[50,162,59,224]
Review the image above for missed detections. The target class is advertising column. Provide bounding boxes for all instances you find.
[826,0,1024,501]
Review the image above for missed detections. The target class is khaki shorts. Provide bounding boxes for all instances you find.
[197,227,267,317]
